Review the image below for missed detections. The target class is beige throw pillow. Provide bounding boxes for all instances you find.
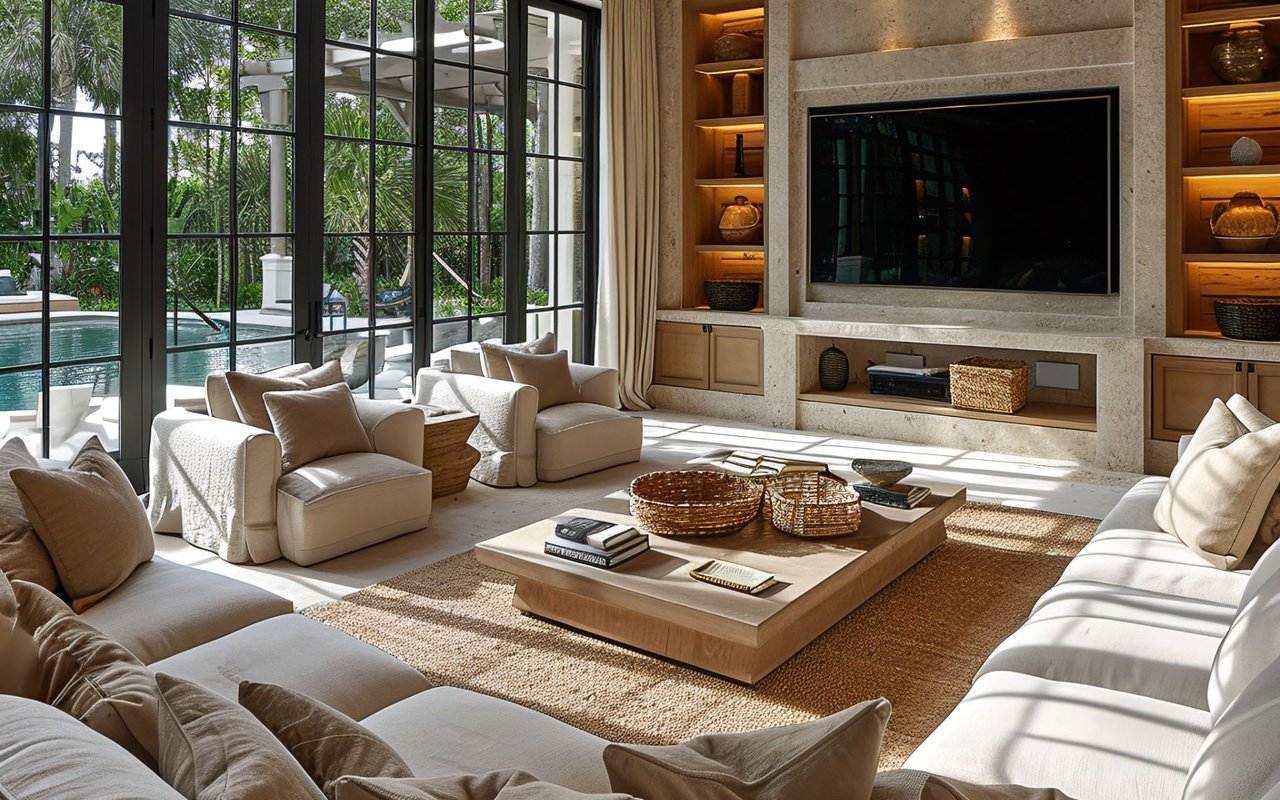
[156,673,326,800]
[603,698,891,800]
[225,361,345,429]
[871,770,1072,800]
[332,771,635,800]
[1153,398,1280,569]
[208,363,314,420]
[239,681,411,798]
[503,350,582,411]
[478,333,556,381]
[11,437,154,611]
[1226,394,1280,547]
[263,383,373,473]
[13,580,160,768]
[0,437,59,590]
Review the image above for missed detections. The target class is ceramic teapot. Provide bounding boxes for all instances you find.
[1212,192,1280,252]
[718,196,763,244]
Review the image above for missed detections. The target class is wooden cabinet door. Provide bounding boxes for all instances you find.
[1248,361,1280,420]
[654,322,710,389]
[709,325,764,395]
[1151,355,1244,441]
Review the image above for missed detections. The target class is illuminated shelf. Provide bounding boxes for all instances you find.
[1182,3,1280,27]
[694,115,765,129]
[1184,253,1280,262]
[1183,164,1280,177]
[694,58,765,76]
[693,244,765,253]
[797,385,1098,432]
[1183,81,1280,99]
[695,177,765,188]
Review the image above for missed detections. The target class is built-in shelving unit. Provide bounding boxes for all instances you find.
[797,385,1098,432]
[681,1,767,313]
[1173,0,1280,337]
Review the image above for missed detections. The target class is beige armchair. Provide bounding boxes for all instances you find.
[148,368,432,566]
[414,359,643,488]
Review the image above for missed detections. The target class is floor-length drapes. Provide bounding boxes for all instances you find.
[600,0,659,411]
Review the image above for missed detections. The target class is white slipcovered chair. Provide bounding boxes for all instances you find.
[148,363,432,566]
[414,346,643,488]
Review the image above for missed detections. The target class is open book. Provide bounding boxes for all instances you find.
[718,450,830,480]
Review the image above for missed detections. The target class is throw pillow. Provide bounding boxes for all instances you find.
[225,361,345,429]
[0,437,59,590]
[503,350,582,411]
[207,363,314,420]
[239,681,412,798]
[871,770,1071,800]
[262,382,373,473]
[478,333,557,381]
[10,436,154,611]
[0,568,36,699]
[155,673,325,800]
[448,343,485,376]
[1152,398,1280,569]
[332,770,635,800]
[602,697,891,800]
[1208,566,1280,721]
[12,580,160,768]
[1183,652,1280,800]
[1226,394,1280,547]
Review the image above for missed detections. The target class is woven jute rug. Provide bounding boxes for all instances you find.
[305,502,1097,768]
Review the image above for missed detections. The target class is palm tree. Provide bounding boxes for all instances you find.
[49,0,124,189]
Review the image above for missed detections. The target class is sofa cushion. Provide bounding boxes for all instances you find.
[603,698,890,800]
[264,382,372,472]
[0,695,185,799]
[333,771,636,800]
[902,671,1209,800]
[0,436,58,590]
[150,614,429,722]
[1208,566,1280,722]
[156,673,325,800]
[1094,475,1165,536]
[1239,538,1280,610]
[225,361,345,429]
[240,681,412,798]
[11,436,154,612]
[1184,653,1280,800]
[872,770,1071,800]
[534,404,643,483]
[275,452,433,566]
[79,557,292,664]
[1153,397,1280,569]
[13,580,160,768]
[361,687,612,795]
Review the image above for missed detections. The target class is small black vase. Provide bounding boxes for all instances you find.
[819,346,849,391]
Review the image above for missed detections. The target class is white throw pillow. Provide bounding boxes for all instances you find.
[1208,566,1280,722]
[1226,394,1280,548]
[1153,397,1280,570]
[1183,654,1280,800]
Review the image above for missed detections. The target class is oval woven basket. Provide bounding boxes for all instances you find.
[1214,298,1280,341]
[628,470,762,537]
[704,280,760,312]
[765,474,862,538]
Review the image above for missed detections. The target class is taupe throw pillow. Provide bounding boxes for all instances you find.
[0,437,59,590]
[263,383,373,473]
[155,673,325,800]
[1153,398,1280,569]
[503,350,582,411]
[208,363,314,421]
[478,333,556,381]
[603,698,891,800]
[225,361,345,430]
[332,770,635,800]
[13,580,160,768]
[239,681,411,798]
[11,437,154,611]
[871,770,1072,800]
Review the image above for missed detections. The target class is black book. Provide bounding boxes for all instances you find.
[552,516,638,551]
[853,482,931,509]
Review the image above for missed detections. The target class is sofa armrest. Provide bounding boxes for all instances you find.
[147,409,283,564]
[568,364,621,409]
[1177,434,1194,460]
[413,368,539,487]
[354,399,424,466]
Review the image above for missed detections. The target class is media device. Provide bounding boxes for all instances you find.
[808,89,1119,295]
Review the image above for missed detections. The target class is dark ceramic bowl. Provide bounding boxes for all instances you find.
[851,458,913,488]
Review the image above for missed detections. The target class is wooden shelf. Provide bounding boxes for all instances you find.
[695,177,765,188]
[683,305,765,313]
[798,384,1098,432]
[1184,164,1280,176]
[694,244,765,253]
[1183,81,1280,99]
[694,115,765,129]
[694,58,765,75]
[1184,253,1280,262]
[1183,3,1280,27]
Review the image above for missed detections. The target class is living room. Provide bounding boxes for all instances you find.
[1,0,1278,798]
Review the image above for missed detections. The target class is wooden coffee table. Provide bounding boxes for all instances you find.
[475,480,966,684]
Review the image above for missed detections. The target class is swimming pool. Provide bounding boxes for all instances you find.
[0,317,290,411]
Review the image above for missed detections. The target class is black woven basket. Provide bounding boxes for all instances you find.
[1214,298,1280,341]
[704,280,760,312]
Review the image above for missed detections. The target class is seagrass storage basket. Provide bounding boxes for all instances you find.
[1214,298,1280,341]
[765,474,862,538]
[949,357,1029,414]
[628,470,762,536]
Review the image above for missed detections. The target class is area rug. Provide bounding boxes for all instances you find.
[305,502,1098,768]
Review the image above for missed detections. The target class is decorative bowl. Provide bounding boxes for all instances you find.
[850,458,914,488]
[1214,235,1277,254]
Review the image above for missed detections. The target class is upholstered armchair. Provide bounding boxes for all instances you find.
[414,357,643,488]
[148,365,432,566]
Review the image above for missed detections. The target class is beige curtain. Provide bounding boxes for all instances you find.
[601,0,659,411]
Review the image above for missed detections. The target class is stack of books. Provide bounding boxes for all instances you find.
[545,516,650,569]
[853,482,932,509]
[718,450,831,479]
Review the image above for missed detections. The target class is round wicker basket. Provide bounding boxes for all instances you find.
[765,474,862,538]
[628,470,762,537]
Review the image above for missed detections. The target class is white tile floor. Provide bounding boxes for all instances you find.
[154,410,1142,609]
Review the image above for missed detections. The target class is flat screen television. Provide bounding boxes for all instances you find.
[808,89,1119,295]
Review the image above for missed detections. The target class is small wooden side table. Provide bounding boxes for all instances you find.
[422,411,481,497]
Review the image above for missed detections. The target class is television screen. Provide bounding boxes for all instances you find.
[808,89,1119,294]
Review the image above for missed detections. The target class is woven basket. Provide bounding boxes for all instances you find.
[629,470,762,537]
[950,357,1029,414]
[704,280,760,312]
[765,474,862,538]
[1214,298,1280,341]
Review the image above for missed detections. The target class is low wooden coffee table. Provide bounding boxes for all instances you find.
[475,480,966,684]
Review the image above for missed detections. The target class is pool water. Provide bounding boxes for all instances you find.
[0,317,290,411]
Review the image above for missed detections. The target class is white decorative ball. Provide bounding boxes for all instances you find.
[1232,136,1264,166]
